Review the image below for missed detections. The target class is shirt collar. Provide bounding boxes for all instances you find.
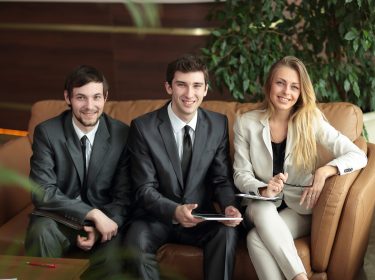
[167,102,197,133]
[72,118,99,146]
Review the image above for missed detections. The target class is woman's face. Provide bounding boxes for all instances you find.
[269,66,301,113]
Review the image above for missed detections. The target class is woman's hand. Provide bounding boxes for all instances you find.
[300,165,338,209]
[260,172,288,197]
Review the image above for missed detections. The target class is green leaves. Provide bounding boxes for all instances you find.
[202,0,375,112]
[344,30,358,41]
[122,1,160,28]
[0,166,43,198]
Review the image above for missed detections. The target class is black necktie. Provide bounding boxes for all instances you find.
[80,135,88,187]
[181,125,192,184]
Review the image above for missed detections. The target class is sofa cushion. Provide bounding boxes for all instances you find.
[157,237,312,280]
[27,100,69,143]
[318,102,363,142]
[27,101,363,161]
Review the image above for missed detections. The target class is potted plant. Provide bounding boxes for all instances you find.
[201,0,375,141]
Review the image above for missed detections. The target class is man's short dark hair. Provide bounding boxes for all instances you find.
[166,54,209,86]
[64,65,109,98]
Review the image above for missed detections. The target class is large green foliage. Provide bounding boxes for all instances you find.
[0,165,42,197]
[202,0,375,112]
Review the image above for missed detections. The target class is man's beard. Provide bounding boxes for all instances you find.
[74,111,100,127]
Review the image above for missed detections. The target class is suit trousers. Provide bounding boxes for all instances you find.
[25,216,125,280]
[123,216,238,280]
[245,201,311,280]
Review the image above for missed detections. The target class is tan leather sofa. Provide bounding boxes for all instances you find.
[0,100,374,280]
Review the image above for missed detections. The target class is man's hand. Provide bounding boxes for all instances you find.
[174,203,203,228]
[220,206,242,227]
[77,226,96,251]
[85,209,118,243]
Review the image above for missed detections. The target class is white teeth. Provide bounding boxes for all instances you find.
[82,113,97,117]
[279,97,290,102]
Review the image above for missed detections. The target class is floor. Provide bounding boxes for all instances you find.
[358,213,375,279]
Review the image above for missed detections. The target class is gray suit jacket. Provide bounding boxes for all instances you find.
[30,110,132,227]
[128,103,237,224]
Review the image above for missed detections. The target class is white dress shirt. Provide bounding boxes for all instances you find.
[167,103,197,160]
[72,118,99,169]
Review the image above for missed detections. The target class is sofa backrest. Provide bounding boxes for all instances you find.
[27,100,364,162]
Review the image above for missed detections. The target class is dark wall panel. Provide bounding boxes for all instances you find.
[1,30,115,103]
[0,2,229,130]
[111,33,212,100]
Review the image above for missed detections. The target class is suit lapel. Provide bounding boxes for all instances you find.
[284,121,294,171]
[63,111,85,185]
[158,106,184,188]
[186,109,206,187]
[261,116,294,173]
[86,116,110,188]
[261,117,273,158]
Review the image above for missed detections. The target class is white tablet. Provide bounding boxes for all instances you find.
[193,213,243,221]
[235,193,282,201]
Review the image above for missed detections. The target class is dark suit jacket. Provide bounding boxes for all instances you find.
[128,103,237,224]
[30,110,132,227]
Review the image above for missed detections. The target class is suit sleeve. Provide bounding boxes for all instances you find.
[128,120,179,224]
[30,124,92,224]
[317,117,367,174]
[209,116,239,210]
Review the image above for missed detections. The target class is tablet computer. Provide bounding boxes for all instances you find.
[193,213,243,221]
[235,193,282,201]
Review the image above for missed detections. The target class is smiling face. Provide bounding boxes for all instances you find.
[64,82,107,133]
[165,71,208,123]
[269,66,301,114]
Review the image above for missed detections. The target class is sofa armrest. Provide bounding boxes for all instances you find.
[327,142,375,280]
[0,136,33,226]
[310,137,367,272]
[0,204,33,255]
[0,136,32,176]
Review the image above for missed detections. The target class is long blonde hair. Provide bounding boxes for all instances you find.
[261,56,321,172]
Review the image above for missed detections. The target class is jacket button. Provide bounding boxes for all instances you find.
[344,168,353,173]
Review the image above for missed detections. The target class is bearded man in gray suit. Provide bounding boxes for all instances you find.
[25,65,132,279]
[124,54,242,280]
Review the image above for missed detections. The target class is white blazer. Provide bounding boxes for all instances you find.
[233,109,368,215]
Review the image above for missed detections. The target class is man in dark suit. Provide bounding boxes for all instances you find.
[25,65,132,279]
[124,54,242,280]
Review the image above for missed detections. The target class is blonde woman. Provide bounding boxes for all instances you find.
[233,56,367,280]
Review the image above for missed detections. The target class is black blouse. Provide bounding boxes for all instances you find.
[271,138,287,176]
[272,138,287,210]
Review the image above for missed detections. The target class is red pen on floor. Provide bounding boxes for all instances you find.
[26,261,56,268]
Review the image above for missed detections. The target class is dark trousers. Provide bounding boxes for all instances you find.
[25,216,125,280]
[123,217,238,280]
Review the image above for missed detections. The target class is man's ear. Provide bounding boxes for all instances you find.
[104,91,108,102]
[203,84,208,97]
[165,82,173,96]
[64,90,71,105]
